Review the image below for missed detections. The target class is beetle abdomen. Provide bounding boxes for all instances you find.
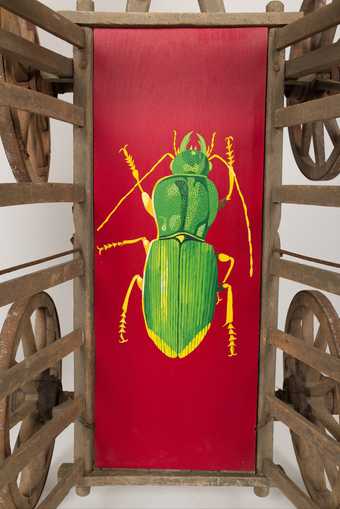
[143,238,218,358]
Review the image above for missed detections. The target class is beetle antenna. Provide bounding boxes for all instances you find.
[207,132,216,156]
[173,129,179,155]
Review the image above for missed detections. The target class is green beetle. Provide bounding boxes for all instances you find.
[97,131,253,359]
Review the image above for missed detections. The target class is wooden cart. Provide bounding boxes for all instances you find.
[0,0,339,507]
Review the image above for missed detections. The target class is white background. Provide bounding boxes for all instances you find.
[1,1,340,507]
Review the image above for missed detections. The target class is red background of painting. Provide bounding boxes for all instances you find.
[94,28,268,471]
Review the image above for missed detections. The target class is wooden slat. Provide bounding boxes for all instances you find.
[263,460,319,509]
[126,0,151,12]
[275,94,340,128]
[285,41,340,79]
[267,396,340,463]
[0,0,85,48]
[271,329,340,384]
[0,398,82,490]
[0,330,82,400]
[0,258,84,308]
[276,0,340,50]
[58,464,270,488]
[198,0,225,12]
[59,11,302,27]
[0,183,84,206]
[73,27,94,492]
[9,400,37,429]
[0,28,73,78]
[270,257,340,295]
[0,82,84,126]
[272,185,340,207]
[37,459,83,509]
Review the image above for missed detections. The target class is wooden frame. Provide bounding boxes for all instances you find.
[0,0,340,507]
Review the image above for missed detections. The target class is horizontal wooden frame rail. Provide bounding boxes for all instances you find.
[0,398,83,490]
[263,460,318,509]
[276,249,340,270]
[0,82,84,126]
[58,464,270,488]
[267,395,340,463]
[272,185,340,207]
[0,329,82,400]
[0,258,84,308]
[270,329,340,384]
[275,94,340,128]
[0,28,73,78]
[0,249,79,277]
[270,257,340,295]
[0,0,85,48]
[37,459,83,509]
[285,41,340,79]
[276,0,340,50]
[59,11,302,28]
[0,183,84,207]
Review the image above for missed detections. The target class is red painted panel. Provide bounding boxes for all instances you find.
[94,28,268,471]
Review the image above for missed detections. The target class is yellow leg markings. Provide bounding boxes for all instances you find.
[119,145,144,192]
[119,274,143,344]
[219,253,237,358]
[97,236,150,256]
[173,129,179,155]
[97,152,174,232]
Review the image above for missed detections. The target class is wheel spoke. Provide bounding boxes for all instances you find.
[312,121,325,167]
[301,123,313,155]
[22,319,37,358]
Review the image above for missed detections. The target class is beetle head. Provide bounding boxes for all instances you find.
[171,131,212,176]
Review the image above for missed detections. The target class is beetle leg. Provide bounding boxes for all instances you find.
[218,253,237,358]
[119,274,143,344]
[97,236,150,255]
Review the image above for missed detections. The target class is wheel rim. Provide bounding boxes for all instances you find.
[0,293,61,509]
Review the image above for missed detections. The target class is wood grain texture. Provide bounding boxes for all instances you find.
[275,94,340,128]
[271,329,340,384]
[285,41,340,79]
[77,0,94,10]
[126,0,151,12]
[0,183,84,206]
[276,0,340,49]
[198,0,225,13]
[267,396,340,463]
[256,15,284,479]
[0,329,82,400]
[0,27,73,78]
[36,459,83,509]
[0,81,84,126]
[272,185,340,207]
[263,460,319,509]
[0,398,82,490]
[59,11,302,27]
[0,259,84,308]
[73,27,94,485]
[0,0,85,48]
[270,258,340,295]
[58,464,270,488]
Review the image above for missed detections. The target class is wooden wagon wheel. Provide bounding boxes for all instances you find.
[286,0,340,180]
[283,290,340,508]
[0,293,62,509]
[0,9,52,183]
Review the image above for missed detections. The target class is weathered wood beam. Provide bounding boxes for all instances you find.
[270,258,340,295]
[0,184,84,207]
[263,460,319,509]
[0,398,82,490]
[275,94,340,128]
[0,0,85,48]
[0,259,84,308]
[59,11,302,28]
[198,0,225,12]
[271,329,340,384]
[0,82,84,126]
[0,28,73,78]
[58,463,270,488]
[76,0,94,10]
[272,185,340,207]
[285,41,340,79]
[276,0,340,49]
[267,396,340,463]
[37,459,83,509]
[0,330,82,400]
[126,0,151,12]
[9,400,37,429]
